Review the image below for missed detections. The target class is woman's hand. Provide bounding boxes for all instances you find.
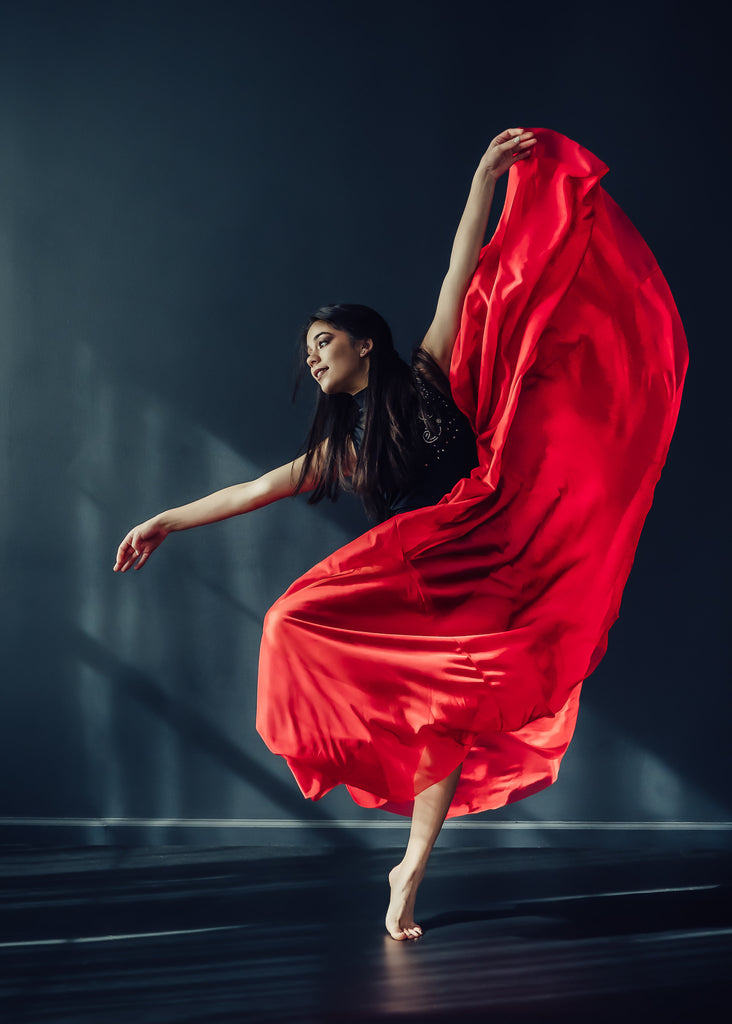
[114,516,170,572]
[480,128,537,181]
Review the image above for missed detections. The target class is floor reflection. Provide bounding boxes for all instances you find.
[0,846,729,1022]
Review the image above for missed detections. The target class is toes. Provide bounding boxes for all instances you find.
[386,921,423,941]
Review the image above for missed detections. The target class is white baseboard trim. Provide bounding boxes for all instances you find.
[1,817,731,831]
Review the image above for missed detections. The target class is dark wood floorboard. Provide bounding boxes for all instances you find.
[0,846,729,1022]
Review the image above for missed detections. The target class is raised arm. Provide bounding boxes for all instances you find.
[420,128,537,377]
[114,453,315,573]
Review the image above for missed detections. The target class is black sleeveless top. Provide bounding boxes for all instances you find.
[351,360,479,519]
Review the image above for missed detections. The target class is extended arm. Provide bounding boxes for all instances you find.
[420,128,536,376]
[114,453,314,573]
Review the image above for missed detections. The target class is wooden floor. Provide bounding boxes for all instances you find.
[0,844,729,1022]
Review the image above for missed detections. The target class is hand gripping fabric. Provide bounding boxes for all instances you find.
[256,129,688,818]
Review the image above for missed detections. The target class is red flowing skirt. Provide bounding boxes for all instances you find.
[256,129,688,818]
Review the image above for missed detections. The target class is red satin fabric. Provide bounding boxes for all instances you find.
[256,129,688,818]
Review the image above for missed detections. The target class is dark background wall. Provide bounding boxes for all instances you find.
[0,0,728,846]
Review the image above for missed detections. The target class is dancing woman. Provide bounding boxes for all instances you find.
[115,127,687,940]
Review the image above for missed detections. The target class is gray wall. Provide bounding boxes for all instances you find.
[1,0,728,847]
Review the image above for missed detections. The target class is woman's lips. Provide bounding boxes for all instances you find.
[313,367,328,381]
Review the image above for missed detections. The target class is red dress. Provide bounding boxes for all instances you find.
[256,129,688,818]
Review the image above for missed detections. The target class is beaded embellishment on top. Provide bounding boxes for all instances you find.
[413,372,470,465]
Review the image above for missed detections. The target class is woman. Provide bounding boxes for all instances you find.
[115,128,687,940]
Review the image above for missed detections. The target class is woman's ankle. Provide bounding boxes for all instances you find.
[394,857,426,884]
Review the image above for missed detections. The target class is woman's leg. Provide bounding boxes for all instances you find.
[385,762,462,940]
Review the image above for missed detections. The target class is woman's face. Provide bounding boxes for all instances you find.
[305,321,371,395]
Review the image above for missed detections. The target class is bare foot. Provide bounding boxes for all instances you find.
[385,863,424,940]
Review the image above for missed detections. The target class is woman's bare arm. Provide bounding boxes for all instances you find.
[114,452,314,573]
[420,128,536,377]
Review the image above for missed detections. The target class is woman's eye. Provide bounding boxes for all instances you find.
[319,339,329,348]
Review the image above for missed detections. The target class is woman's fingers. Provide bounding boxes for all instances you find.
[133,550,150,570]
[114,547,137,572]
[114,531,145,572]
[114,537,133,572]
[500,129,536,152]
[116,548,146,572]
[494,126,523,145]
[512,136,537,159]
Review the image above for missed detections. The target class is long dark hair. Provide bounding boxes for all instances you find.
[294,303,428,522]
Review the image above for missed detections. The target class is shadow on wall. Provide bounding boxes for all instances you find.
[490,701,729,831]
[74,628,364,850]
